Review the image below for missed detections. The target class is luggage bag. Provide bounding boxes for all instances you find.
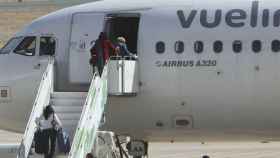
[57,129,71,154]
[34,129,48,154]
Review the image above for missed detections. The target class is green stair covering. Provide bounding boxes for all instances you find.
[69,65,108,158]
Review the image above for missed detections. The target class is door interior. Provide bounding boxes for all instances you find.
[105,14,140,55]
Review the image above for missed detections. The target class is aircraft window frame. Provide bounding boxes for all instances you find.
[233,40,242,53]
[252,40,262,53]
[39,36,56,56]
[194,41,204,54]
[156,41,165,54]
[213,40,223,53]
[0,37,23,54]
[174,41,184,54]
[13,36,36,56]
[271,40,280,53]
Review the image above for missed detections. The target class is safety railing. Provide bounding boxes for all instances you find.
[17,57,54,158]
[110,55,138,61]
[69,64,108,158]
[108,56,139,95]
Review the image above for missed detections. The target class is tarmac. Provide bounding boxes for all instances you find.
[148,141,280,158]
[0,130,22,143]
[1,130,280,158]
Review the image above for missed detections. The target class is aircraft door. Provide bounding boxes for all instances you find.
[69,13,105,84]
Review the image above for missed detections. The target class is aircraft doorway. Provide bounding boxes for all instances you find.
[105,14,140,55]
[105,14,140,96]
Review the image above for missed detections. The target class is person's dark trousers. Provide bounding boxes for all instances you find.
[92,65,96,75]
[43,128,57,158]
[97,57,104,76]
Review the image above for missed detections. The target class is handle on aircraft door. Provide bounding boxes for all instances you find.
[33,63,41,69]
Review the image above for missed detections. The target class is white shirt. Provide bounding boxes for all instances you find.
[36,113,62,130]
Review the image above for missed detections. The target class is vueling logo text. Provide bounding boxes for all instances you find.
[177,1,279,28]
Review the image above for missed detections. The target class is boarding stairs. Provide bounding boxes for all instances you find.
[16,58,118,158]
[51,92,86,143]
[27,92,86,158]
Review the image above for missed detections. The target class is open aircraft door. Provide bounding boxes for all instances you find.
[69,13,105,84]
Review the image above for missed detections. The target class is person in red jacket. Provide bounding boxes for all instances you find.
[90,32,116,76]
[100,32,116,62]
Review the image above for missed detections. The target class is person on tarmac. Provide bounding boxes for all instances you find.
[86,153,94,158]
[36,105,62,158]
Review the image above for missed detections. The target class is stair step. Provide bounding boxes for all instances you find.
[29,152,68,158]
[51,92,87,99]
[55,155,69,158]
[51,99,85,107]
[53,106,83,113]
[56,113,81,121]
[60,120,79,126]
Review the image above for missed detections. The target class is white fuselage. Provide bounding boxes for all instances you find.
[1,0,280,141]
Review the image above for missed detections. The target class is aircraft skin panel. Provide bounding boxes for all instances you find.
[103,2,280,140]
[3,0,280,140]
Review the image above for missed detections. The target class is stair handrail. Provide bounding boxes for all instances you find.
[69,64,108,158]
[17,57,55,158]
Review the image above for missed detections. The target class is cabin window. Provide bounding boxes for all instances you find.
[194,41,203,54]
[233,40,242,53]
[175,41,184,54]
[40,36,56,56]
[213,41,223,53]
[272,40,280,53]
[0,37,23,54]
[14,36,36,56]
[252,40,262,53]
[156,41,165,54]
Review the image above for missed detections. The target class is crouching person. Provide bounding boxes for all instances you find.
[36,105,62,158]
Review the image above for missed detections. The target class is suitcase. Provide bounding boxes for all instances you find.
[57,129,71,154]
[34,129,48,154]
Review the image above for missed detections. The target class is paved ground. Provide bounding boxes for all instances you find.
[2,130,280,158]
[149,141,280,158]
[0,130,22,143]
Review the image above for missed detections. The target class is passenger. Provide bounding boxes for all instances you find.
[90,33,104,76]
[90,32,116,76]
[115,37,137,59]
[86,153,94,158]
[90,42,98,75]
[36,105,62,158]
[100,32,116,62]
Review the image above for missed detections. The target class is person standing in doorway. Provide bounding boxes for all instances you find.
[115,36,136,59]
